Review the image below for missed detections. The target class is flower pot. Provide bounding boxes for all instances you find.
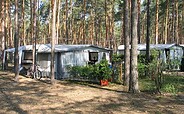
[100,79,108,86]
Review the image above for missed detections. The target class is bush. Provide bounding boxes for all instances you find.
[162,83,178,94]
[138,62,147,78]
[97,59,112,80]
[68,59,112,81]
[67,65,93,79]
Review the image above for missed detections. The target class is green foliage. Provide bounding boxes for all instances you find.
[138,49,166,93]
[111,54,123,82]
[161,75,184,94]
[139,77,155,91]
[68,59,112,81]
[140,75,184,94]
[138,62,147,78]
[112,54,124,62]
[97,59,112,80]
[169,59,181,70]
[137,49,162,78]
[162,83,178,94]
[67,65,94,79]
[138,54,147,78]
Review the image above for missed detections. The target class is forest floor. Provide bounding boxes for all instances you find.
[0,70,184,114]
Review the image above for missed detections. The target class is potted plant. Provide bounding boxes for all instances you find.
[97,59,112,86]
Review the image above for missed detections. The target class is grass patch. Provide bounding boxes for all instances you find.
[139,75,184,94]
[161,75,184,93]
[139,77,155,92]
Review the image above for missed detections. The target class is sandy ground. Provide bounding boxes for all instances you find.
[0,71,184,114]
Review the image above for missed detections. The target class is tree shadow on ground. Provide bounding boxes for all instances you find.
[65,79,127,93]
[62,79,184,113]
[0,70,184,114]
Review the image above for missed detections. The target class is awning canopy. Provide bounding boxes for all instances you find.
[118,44,181,51]
[5,44,111,53]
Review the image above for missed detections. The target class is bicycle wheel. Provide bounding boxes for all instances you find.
[35,70,42,80]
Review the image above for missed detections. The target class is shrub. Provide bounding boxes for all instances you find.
[162,83,178,94]
[68,59,112,81]
[97,59,112,80]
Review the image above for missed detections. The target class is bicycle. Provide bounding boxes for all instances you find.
[27,64,42,80]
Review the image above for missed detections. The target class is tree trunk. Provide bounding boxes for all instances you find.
[65,0,69,44]
[56,0,60,44]
[51,0,57,85]
[172,1,175,43]
[1,0,6,70]
[155,0,159,44]
[7,0,13,48]
[129,0,139,93]
[105,0,108,47]
[30,0,33,45]
[32,0,37,78]
[141,13,146,43]
[137,0,141,44]
[14,0,19,82]
[112,0,116,51]
[164,0,169,44]
[94,0,98,45]
[36,0,40,44]
[181,1,184,44]
[82,0,86,44]
[174,0,179,44]
[48,1,52,43]
[5,0,8,48]
[22,0,26,45]
[146,0,150,63]
[69,0,73,44]
[123,0,130,86]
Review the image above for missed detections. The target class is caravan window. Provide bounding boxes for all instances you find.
[23,50,33,60]
[89,52,98,61]
[88,52,98,65]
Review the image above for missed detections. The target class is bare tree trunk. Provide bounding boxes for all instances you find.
[94,0,98,45]
[123,0,130,86]
[174,0,179,44]
[99,19,102,46]
[56,0,60,44]
[172,1,175,43]
[105,0,108,47]
[111,0,116,51]
[137,0,141,44]
[5,0,8,48]
[48,1,52,43]
[32,0,37,78]
[82,0,86,44]
[89,9,94,45]
[181,1,184,44]
[65,0,69,44]
[0,3,1,54]
[51,0,57,85]
[6,0,13,48]
[146,0,150,63]
[129,0,139,93]
[164,0,169,44]
[30,0,33,45]
[22,0,26,45]
[1,0,5,51]
[69,0,73,44]
[37,0,40,44]
[155,0,159,44]
[1,0,6,70]
[141,13,146,43]
[14,0,19,82]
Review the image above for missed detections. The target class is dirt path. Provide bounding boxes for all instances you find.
[0,71,183,114]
